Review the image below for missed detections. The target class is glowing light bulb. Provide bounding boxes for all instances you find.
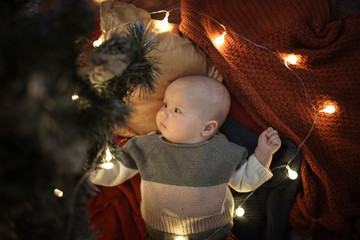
[320,105,335,114]
[286,166,298,180]
[175,237,186,240]
[284,55,298,65]
[215,32,226,47]
[93,35,104,47]
[157,12,170,32]
[54,188,64,197]
[71,94,79,101]
[99,162,114,169]
[105,148,112,161]
[235,206,245,216]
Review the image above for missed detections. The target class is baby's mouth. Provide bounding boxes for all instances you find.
[159,122,166,129]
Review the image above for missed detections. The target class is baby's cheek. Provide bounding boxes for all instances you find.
[155,112,161,124]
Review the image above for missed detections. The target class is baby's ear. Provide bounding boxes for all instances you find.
[201,120,218,137]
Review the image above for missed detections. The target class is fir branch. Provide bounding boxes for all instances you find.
[125,22,160,96]
[94,34,130,55]
[86,22,160,101]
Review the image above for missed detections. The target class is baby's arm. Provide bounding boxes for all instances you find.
[254,127,281,169]
[229,154,273,192]
[89,160,138,186]
[89,136,146,186]
[229,128,280,192]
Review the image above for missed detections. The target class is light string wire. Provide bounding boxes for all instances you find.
[175,8,322,170]
[104,9,168,34]
[101,6,227,36]
[83,3,334,239]
[206,111,318,239]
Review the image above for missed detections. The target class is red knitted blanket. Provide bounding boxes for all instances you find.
[179,0,360,238]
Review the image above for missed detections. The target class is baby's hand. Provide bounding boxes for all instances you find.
[254,127,281,169]
[258,127,281,154]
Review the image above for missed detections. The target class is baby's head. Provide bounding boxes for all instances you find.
[156,75,230,144]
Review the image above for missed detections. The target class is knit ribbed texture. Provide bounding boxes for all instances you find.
[179,0,360,238]
[143,190,233,236]
[119,133,249,187]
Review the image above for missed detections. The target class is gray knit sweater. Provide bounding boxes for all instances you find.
[90,132,273,239]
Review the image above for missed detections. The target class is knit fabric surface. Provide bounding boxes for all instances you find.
[179,0,360,239]
[141,230,239,240]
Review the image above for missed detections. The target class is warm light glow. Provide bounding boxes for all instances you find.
[175,237,186,240]
[105,148,112,161]
[286,166,298,180]
[214,32,226,47]
[93,35,104,47]
[284,55,298,65]
[235,206,245,216]
[99,162,114,169]
[71,94,79,101]
[93,0,107,3]
[320,105,336,114]
[54,188,64,197]
[156,12,170,32]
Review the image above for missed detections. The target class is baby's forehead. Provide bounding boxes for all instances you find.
[168,78,214,95]
[167,82,212,103]
[168,76,229,102]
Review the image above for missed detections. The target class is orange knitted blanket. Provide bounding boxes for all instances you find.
[180,0,360,238]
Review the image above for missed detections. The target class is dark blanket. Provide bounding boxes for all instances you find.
[221,118,301,240]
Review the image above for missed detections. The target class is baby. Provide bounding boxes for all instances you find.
[90,76,281,240]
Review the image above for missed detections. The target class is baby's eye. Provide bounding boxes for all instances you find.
[174,108,181,114]
[163,103,167,108]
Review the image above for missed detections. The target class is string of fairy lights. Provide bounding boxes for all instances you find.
[54,3,337,240]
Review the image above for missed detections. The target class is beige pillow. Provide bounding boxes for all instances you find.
[97,1,222,137]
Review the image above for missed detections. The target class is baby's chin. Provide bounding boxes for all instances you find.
[164,135,208,145]
[156,126,209,144]
[158,132,185,144]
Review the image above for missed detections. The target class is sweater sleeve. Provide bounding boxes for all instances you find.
[89,160,139,186]
[229,154,273,192]
[89,134,155,186]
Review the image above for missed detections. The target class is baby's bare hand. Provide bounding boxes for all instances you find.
[254,127,281,169]
[259,127,281,154]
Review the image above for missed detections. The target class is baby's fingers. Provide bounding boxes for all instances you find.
[265,127,277,137]
[268,134,281,146]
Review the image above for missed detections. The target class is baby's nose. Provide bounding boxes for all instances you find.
[160,108,169,118]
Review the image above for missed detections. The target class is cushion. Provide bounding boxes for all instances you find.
[97,1,222,137]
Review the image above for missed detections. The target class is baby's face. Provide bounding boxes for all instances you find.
[156,81,210,144]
